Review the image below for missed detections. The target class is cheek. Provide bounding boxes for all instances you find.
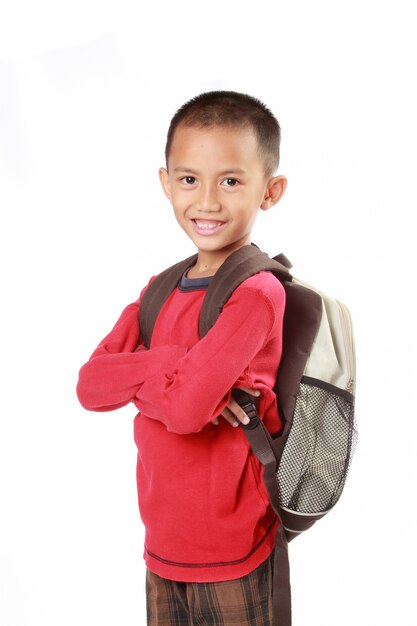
[234,192,263,218]
[171,187,190,205]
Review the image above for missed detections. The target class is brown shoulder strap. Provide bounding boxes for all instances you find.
[232,389,292,626]
[139,253,197,348]
[199,245,292,337]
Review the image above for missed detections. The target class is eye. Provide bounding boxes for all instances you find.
[222,178,239,187]
[181,176,196,185]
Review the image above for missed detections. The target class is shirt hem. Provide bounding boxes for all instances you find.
[144,518,278,583]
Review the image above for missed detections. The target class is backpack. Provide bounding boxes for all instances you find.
[138,244,357,626]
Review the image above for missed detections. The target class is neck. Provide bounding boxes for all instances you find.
[189,240,252,278]
[187,260,220,279]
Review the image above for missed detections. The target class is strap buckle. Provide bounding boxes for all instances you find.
[232,389,260,430]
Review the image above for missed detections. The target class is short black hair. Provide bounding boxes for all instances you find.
[165,91,281,177]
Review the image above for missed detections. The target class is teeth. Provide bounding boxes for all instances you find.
[194,220,223,230]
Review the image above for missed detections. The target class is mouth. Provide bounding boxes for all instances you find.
[192,219,226,236]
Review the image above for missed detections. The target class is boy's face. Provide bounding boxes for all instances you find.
[159,124,286,271]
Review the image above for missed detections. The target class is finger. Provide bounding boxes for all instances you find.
[211,418,219,425]
[227,398,250,425]
[220,406,241,428]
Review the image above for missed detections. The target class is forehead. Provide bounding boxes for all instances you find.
[168,124,264,173]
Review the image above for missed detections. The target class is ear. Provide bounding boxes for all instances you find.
[159,167,172,202]
[260,175,288,211]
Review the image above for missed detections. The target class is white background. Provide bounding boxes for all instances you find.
[1,1,416,625]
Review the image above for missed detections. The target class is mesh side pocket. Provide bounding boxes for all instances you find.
[277,380,357,514]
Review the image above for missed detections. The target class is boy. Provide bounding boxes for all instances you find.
[77,91,287,626]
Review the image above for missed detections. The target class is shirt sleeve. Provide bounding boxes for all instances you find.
[134,281,284,434]
[76,286,188,412]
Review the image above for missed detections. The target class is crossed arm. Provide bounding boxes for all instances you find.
[77,282,280,434]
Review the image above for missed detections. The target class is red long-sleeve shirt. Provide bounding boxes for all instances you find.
[77,270,285,582]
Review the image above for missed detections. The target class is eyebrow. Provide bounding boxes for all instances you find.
[173,167,247,176]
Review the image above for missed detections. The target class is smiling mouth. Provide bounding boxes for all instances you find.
[193,219,225,231]
[191,219,226,236]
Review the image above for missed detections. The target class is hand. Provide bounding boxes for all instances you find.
[212,387,260,428]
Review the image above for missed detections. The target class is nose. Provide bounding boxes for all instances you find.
[196,183,221,212]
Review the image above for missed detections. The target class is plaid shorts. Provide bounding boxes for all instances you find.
[146,552,274,626]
